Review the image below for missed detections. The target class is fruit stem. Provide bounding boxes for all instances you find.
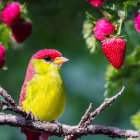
[100,9,112,20]
[117,11,125,35]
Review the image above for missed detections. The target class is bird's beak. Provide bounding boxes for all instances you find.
[54,57,69,65]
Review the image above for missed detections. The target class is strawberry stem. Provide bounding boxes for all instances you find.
[117,11,125,35]
[100,9,112,20]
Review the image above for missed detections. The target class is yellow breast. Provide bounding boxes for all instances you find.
[22,59,66,121]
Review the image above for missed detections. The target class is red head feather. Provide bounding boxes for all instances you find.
[33,49,62,61]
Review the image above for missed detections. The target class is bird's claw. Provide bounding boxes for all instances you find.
[26,111,35,121]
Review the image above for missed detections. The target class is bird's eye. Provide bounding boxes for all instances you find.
[44,56,52,62]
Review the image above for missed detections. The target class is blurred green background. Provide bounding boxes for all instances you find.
[0,0,140,140]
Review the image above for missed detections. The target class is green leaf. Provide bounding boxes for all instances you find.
[85,34,96,53]
[125,46,140,66]
[82,19,97,53]
[86,11,96,22]
[123,0,140,15]
[131,111,140,130]
[20,3,28,20]
[0,4,4,10]
[2,66,8,71]
[104,46,140,98]
[104,65,123,98]
[103,6,120,22]
[0,24,10,49]
[82,20,94,39]
[82,12,98,53]
[0,0,6,10]
[82,20,96,53]
[21,3,28,14]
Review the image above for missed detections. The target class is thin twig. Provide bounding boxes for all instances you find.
[64,104,93,140]
[117,11,125,35]
[0,87,17,107]
[65,87,125,140]
[64,103,92,140]
[2,105,27,117]
[78,103,92,128]
[85,86,125,127]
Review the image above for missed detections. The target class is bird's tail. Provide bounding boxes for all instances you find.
[21,128,50,140]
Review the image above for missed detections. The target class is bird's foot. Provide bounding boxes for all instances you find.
[41,120,47,123]
[50,120,63,135]
[26,111,35,121]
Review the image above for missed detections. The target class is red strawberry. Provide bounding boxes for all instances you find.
[88,0,105,7]
[102,38,126,69]
[1,2,21,26]
[94,19,115,41]
[0,45,5,69]
[135,13,140,33]
[11,20,32,43]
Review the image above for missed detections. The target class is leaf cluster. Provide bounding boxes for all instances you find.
[0,24,10,49]
[123,0,140,15]
[82,12,97,53]
[105,46,140,98]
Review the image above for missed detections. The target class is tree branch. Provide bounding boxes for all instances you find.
[0,86,139,140]
[0,113,139,138]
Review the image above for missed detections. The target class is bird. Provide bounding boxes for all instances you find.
[19,49,69,140]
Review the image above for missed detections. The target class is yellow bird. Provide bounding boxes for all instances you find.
[19,49,69,140]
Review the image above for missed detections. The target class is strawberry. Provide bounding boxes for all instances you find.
[88,0,105,7]
[11,20,32,43]
[102,38,126,69]
[135,13,140,33]
[1,2,21,26]
[94,19,115,41]
[0,45,5,69]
